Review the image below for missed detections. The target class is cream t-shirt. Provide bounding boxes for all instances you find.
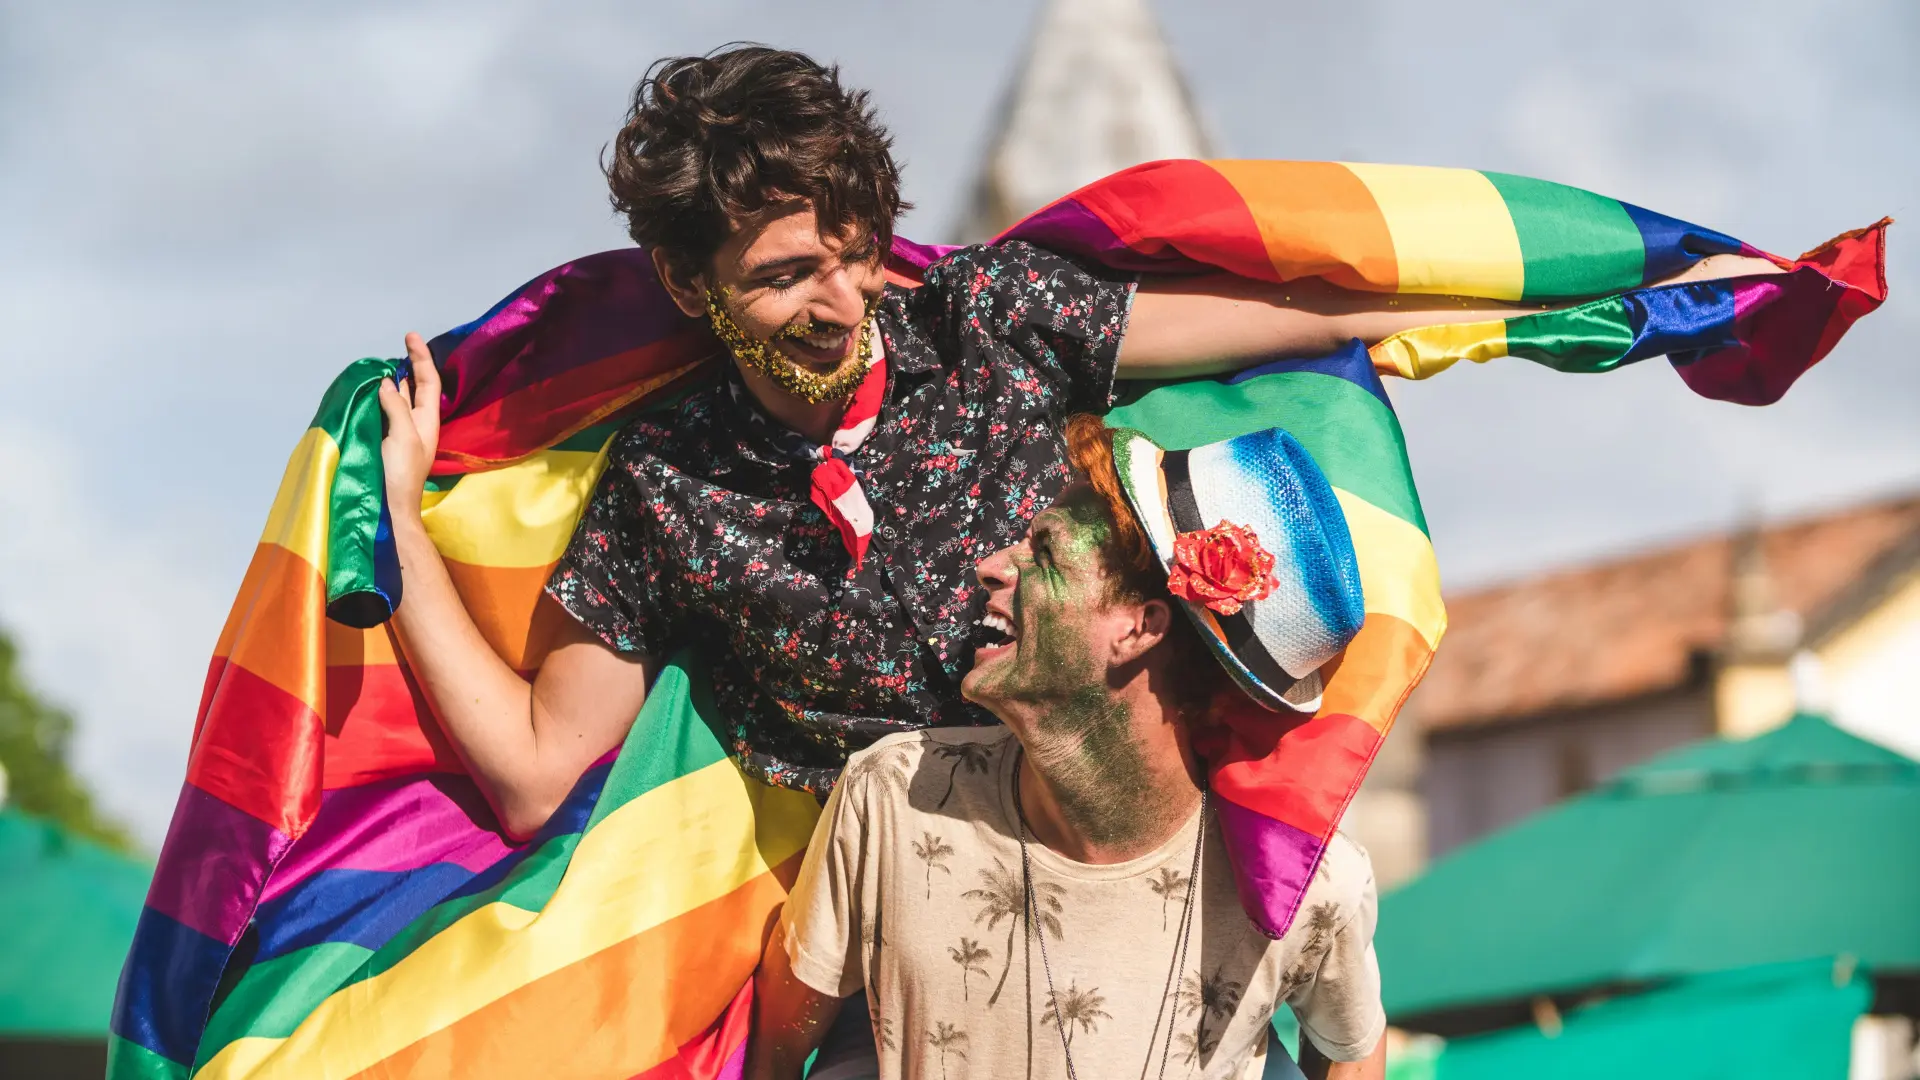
[784,727,1385,1080]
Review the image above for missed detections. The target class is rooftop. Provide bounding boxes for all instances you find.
[1413,493,1920,730]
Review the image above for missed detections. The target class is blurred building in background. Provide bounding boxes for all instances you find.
[1348,491,1920,887]
[953,0,1212,242]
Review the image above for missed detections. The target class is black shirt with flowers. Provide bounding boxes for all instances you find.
[546,242,1136,795]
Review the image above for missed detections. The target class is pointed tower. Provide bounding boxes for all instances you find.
[954,0,1214,243]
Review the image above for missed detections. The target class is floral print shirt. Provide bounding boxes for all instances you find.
[546,242,1135,795]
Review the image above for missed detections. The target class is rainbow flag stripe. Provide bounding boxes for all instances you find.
[113,160,1885,1078]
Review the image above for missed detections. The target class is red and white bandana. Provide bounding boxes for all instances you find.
[808,346,888,568]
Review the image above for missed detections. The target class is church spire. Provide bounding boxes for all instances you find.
[954,0,1214,243]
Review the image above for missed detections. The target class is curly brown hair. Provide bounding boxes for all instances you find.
[604,45,908,278]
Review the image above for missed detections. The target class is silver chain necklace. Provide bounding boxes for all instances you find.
[1013,749,1208,1080]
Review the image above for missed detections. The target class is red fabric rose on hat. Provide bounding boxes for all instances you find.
[1166,521,1279,616]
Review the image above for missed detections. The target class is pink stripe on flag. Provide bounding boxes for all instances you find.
[1214,795,1325,940]
[144,784,292,947]
[262,774,513,904]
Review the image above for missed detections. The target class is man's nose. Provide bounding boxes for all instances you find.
[812,264,874,327]
[976,545,1016,591]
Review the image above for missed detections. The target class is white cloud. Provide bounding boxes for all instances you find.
[0,426,228,850]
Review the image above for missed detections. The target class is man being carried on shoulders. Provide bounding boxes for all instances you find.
[750,414,1388,1080]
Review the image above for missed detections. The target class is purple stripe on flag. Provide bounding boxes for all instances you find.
[435,248,695,420]
[888,236,960,272]
[1214,795,1324,941]
[999,198,1154,267]
[143,784,291,948]
[262,774,513,904]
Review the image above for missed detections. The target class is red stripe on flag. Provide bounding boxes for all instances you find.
[1199,705,1383,838]
[1069,160,1278,282]
[187,658,324,837]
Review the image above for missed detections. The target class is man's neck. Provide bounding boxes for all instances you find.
[737,366,848,444]
[1013,680,1203,865]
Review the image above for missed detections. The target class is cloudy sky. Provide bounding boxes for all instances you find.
[2,0,1914,848]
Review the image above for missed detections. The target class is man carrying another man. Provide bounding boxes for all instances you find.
[750,414,1387,1080]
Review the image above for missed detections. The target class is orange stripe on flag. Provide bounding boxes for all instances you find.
[1315,614,1435,735]
[212,542,327,715]
[1206,161,1399,292]
[347,853,802,1080]
[440,559,572,671]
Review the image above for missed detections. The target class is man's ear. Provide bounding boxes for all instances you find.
[650,247,708,318]
[1112,597,1173,667]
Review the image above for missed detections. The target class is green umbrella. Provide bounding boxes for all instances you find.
[1431,958,1869,1080]
[0,808,152,1035]
[1377,713,1920,1024]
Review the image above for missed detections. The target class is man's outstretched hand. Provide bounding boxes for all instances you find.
[376,332,442,521]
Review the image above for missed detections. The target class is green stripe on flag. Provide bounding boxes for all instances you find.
[106,1034,190,1080]
[1503,297,1640,373]
[197,943,373,1063]
[1484,172,1646,300]
[1105,371,1427,535]
[551,420,624,454]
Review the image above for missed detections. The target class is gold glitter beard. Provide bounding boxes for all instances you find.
[705,288,877,405]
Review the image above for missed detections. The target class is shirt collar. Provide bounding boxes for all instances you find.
[875,285,938,375]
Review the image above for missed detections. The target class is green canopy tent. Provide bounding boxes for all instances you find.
[1376,713,1920,1032]
[1430,959,1870,1080]
[0,808,152,1078]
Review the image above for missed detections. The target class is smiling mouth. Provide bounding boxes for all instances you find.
[974,609,1017,656]
[777,327,856,370]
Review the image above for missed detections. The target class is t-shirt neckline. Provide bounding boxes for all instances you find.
[991,738,1207,884]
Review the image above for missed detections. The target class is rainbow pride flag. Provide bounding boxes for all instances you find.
[111,160,1885,1079]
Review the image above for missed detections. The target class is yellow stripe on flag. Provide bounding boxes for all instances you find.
[1335,488,1445,649]
[197,761,820,1080]
[258,427,339,571]
[1368,318,1510,381]
[422,447,612,569]
[1342,163,1526,300]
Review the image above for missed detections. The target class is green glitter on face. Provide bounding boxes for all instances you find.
[971,489,1157,845]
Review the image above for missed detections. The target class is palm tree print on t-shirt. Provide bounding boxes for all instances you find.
[1146,866,1191,932]
[927,1022,968,1080]
[1040,982,1111,1050]
[913,832,955,898]
[931,740,996,808]
[963,857,1064,1007]
[948,937,991,1001]
[1174,969,1244,1065]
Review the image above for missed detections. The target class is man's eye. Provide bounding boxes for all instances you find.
[764,275,800,292]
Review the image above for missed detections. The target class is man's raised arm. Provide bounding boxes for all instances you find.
[378,333,654,841]
[1116,252,1785,378]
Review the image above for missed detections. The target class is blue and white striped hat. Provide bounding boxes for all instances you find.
[1111,426,1366,713]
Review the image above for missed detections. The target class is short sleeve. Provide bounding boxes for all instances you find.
[918,240,1136,413]
[544,443,673,656]
[782,767,870,999]
[1288,849,1387,1062]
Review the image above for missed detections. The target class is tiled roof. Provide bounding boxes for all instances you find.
[1413,494,1920,731]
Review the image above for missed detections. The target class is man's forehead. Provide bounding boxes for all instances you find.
[1029,491,1109,547]
[724,203,866,270]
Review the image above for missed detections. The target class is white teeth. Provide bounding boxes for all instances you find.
[980,612,1015,638]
